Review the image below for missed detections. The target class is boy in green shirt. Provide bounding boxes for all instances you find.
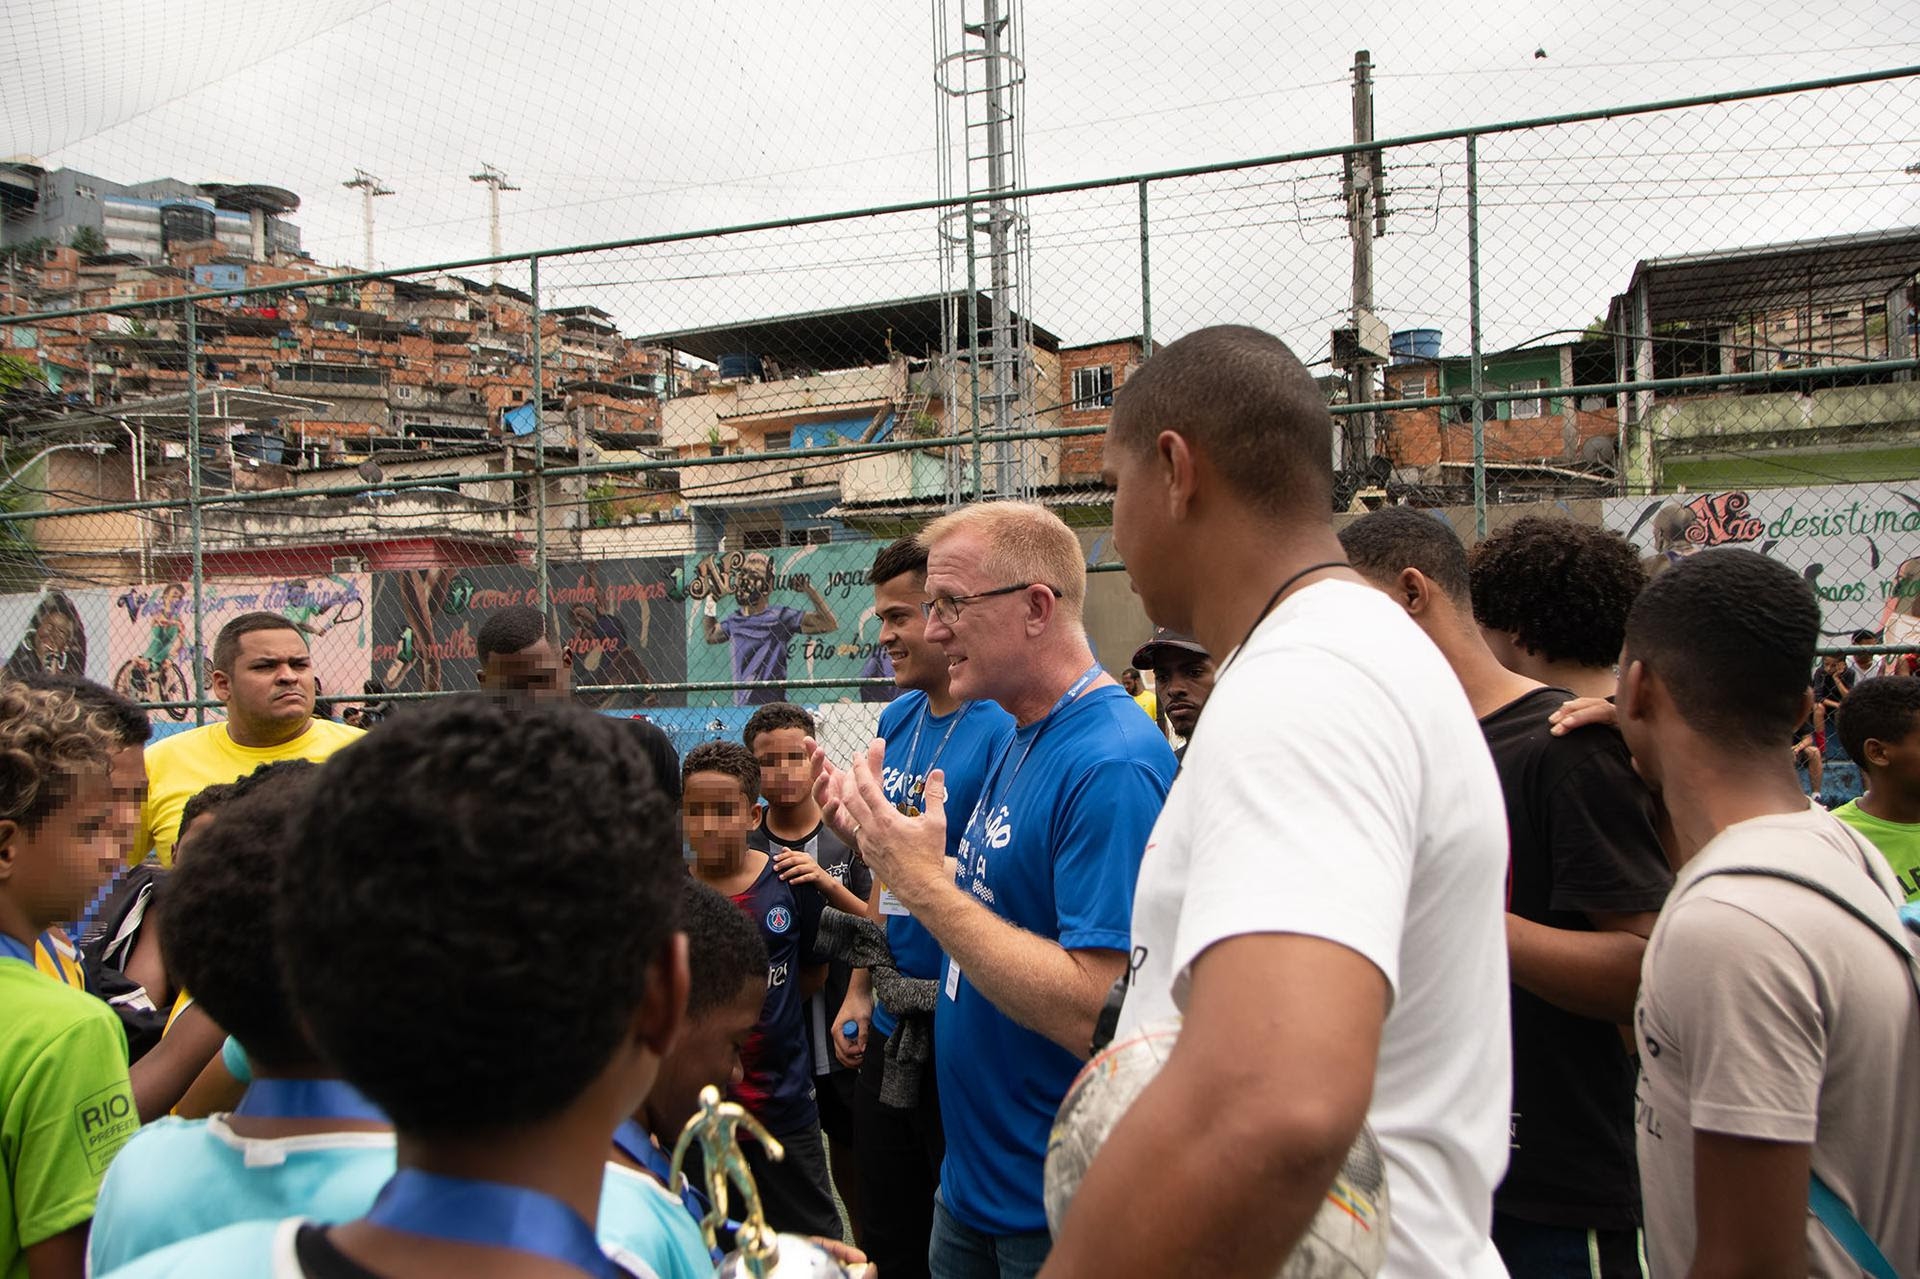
[0,683,142,1279]
[1833,673,1920,901]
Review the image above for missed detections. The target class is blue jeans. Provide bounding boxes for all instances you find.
[929,1198,1050,1279]
[1492,1211,1647,1279]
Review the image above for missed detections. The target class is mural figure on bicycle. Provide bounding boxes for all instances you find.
[109,574,372,722]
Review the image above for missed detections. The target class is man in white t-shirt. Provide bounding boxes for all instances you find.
[1039,326,1513,1279]
[1614,548,1919,1276]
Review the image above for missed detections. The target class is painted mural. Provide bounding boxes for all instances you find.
[675,543,900,708]
[1605,482,1920,636]
[369,557,686,705]
[0,586,113,683]
[0,539,915,731]
[107,574,373,721]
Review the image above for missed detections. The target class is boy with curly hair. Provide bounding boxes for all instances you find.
[0,683,141,1279]
[1470,516,1648,699]
[106,695,687,1277]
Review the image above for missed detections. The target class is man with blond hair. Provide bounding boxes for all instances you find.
[817,500,1177,1278]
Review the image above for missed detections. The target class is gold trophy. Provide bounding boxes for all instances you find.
[670,1086,867,1279]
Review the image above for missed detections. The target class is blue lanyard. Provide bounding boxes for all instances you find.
[611,1120,726,1260]
[365,1168,625,1278]
[898,700,973,807]
[232,1078,386,1123]
[0,933,31,965]
[962,662,1103,847]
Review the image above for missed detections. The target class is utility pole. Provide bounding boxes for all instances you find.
[1340,51,1388,481]
[470,164,520,286]
[341,169,393,270]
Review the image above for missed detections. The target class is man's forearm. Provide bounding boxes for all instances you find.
[1041,1033,1352,1279]
[906,876,1118,1056]
[1506,914,1647,1024]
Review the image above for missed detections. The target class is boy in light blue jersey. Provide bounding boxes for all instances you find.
[100,696,689,1279]
[87,762,399,1275]
[601,878,771,1277]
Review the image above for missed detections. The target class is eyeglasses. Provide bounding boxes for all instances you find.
[920,582,1062,625]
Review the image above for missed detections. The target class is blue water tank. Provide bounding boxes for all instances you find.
[1390,329,1442,364]
[717,353,763,381]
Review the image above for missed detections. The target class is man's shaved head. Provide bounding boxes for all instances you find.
[1108,325,1334,518]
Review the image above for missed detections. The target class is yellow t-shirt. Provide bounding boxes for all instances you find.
[1132,689,1158,722]
[133,719,364,866]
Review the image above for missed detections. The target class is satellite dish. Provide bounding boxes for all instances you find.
[356,459,385,484]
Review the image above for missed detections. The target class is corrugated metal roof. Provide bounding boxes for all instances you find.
[1619,226,1920,326]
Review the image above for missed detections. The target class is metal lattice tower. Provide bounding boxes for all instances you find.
[933,0,1036,503]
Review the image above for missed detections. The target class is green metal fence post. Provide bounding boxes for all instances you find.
[530,255,550,620]
[185,302,207,725]
[1466,135,1487,539]
[1138,179,1153,361]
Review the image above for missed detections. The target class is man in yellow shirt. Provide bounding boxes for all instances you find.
[1121,666,1158,722]
[133,612,363,866]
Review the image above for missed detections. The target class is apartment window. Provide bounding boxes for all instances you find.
[1507,380,1546,420]
[764,430,792,452]
[1072,364,1114,409]
[394,386,413,400]
[790,525,831,546]
[741,528,784,551]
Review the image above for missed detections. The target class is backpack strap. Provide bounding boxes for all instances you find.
[1809,1172,1900,1279]
[1690,855,1915,1279]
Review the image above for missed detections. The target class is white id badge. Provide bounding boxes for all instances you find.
[878,883,909,917]
[945,957,961,1000]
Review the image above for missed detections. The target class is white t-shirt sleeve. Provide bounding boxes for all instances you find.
[1168,650,1419,1005]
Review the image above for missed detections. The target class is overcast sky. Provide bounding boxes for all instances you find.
[4,0,1915,356]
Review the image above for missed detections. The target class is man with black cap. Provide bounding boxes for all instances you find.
[1131,628,1215,759]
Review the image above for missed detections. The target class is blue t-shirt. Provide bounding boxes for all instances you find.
[598,1163,714,1279]
[934,683,1175,1236]
[722,855,821,1134]
[87,1116,396,1273]
[874,692,1017,1040]
[718,605,804,705]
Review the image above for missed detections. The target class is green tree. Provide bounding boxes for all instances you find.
[68,225,107,256]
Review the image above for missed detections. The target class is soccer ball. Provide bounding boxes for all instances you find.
[1044,1018,1390,1278]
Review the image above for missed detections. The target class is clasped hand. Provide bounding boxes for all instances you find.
[805,737,950,905]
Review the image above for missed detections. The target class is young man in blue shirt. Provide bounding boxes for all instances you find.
[816,503,1176,1279]
[833,536,1016,1279]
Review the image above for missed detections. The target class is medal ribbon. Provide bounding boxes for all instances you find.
[365,1168,624,1278]
[612,1119,727,1261]
[232,1078,386,1123]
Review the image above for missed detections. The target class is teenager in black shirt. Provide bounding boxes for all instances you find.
[1343,510,1672,1279]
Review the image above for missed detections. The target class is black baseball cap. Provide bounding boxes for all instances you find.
[1132,628,1211,669]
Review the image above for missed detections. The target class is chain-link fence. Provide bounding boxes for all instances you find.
[2,67,1917,765]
